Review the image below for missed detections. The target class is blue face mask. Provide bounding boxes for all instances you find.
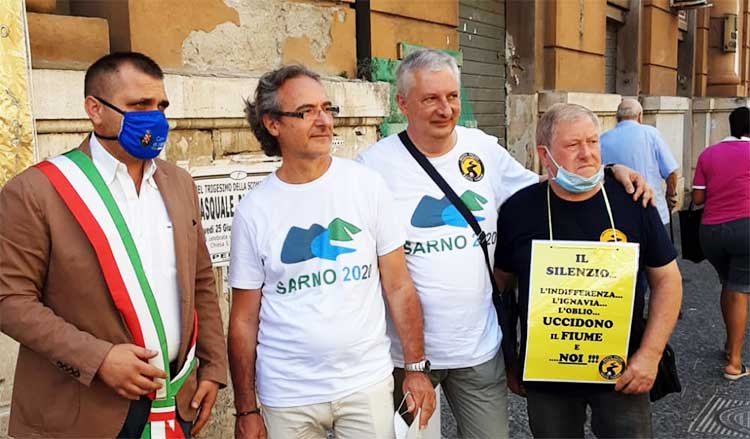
[94,96,169,160]
[544,146,604,193]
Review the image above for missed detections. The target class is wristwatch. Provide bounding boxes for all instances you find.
[404,359,431,373]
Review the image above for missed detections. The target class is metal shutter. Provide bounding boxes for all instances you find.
[459,0,506,144]
[605,19,618,94]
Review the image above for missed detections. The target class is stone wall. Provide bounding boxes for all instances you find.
[0,1,36,188]
[0,69,389,438]
[641,95,691,206]
[640,0,680,96]
[542,0,607,92]
[25,1,358,78]
[179,0,357,78]
[30,69,389,161]
[506,94,540,171]
[505,90,694,203]
[370,0,459,59]
[507,91,621,174]
[538,91,622,130]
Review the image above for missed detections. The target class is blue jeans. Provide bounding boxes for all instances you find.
[526,388,652,438]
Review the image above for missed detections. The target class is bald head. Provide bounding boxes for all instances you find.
[616,98,643,122]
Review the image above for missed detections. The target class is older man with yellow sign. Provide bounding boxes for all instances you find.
[494,103,682,438]
[524,240,640,384]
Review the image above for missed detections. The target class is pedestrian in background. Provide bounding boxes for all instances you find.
[692,106,750,381]
[601,98,680,232]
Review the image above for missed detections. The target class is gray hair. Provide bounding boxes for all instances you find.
[536,103,601,147]
[616,98,643,122]
[395,49,460,97]
[244,65,321,157]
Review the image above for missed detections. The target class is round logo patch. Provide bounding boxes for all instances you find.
[598,355,626,380]
[458,153,484,182]
[599,228,627,243]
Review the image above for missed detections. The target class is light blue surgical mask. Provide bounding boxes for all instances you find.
[544,146,604,193]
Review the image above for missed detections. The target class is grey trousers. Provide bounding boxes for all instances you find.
[393,349,508,439]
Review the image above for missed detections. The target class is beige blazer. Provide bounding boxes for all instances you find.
[0,139,228,438]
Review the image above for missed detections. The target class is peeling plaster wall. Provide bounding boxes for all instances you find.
[182,1,355,77]
[130,0,240,67]
[507,94,540,172]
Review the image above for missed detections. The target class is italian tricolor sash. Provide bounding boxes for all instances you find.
[36,150,197,439]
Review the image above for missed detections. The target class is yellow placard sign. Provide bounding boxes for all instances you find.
[523,240,639,384]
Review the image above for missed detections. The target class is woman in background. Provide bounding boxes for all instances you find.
[692,106,750,380]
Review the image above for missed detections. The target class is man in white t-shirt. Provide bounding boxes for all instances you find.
[228,65,435,439]
[357,49,653,438]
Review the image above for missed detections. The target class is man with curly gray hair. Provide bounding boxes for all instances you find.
[228,65,435,439]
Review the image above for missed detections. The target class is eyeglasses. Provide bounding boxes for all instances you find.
[270,105,340,121]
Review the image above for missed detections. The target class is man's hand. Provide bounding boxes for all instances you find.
[666,192,678,211]
[402,372,436,429]
[614,349,661,394]
[235,413,266,439]
[378,248,434,428]
[666,172,679,211]
[611,164,656,208]
[97,344,166,400]
[190,380,220,435]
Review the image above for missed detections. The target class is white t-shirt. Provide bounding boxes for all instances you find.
[229,157,405,407]
[357,126,538,368]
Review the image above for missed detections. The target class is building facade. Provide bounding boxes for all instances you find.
[505,0,750,202]
[1,0,748,436]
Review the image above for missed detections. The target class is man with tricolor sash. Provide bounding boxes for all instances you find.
[494,103,682,438]
[0,52,228,438]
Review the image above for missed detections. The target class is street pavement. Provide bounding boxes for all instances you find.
[439,218,750,438]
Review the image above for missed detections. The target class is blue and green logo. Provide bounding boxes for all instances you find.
[280,218,361,264]
[411,190,487,228]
